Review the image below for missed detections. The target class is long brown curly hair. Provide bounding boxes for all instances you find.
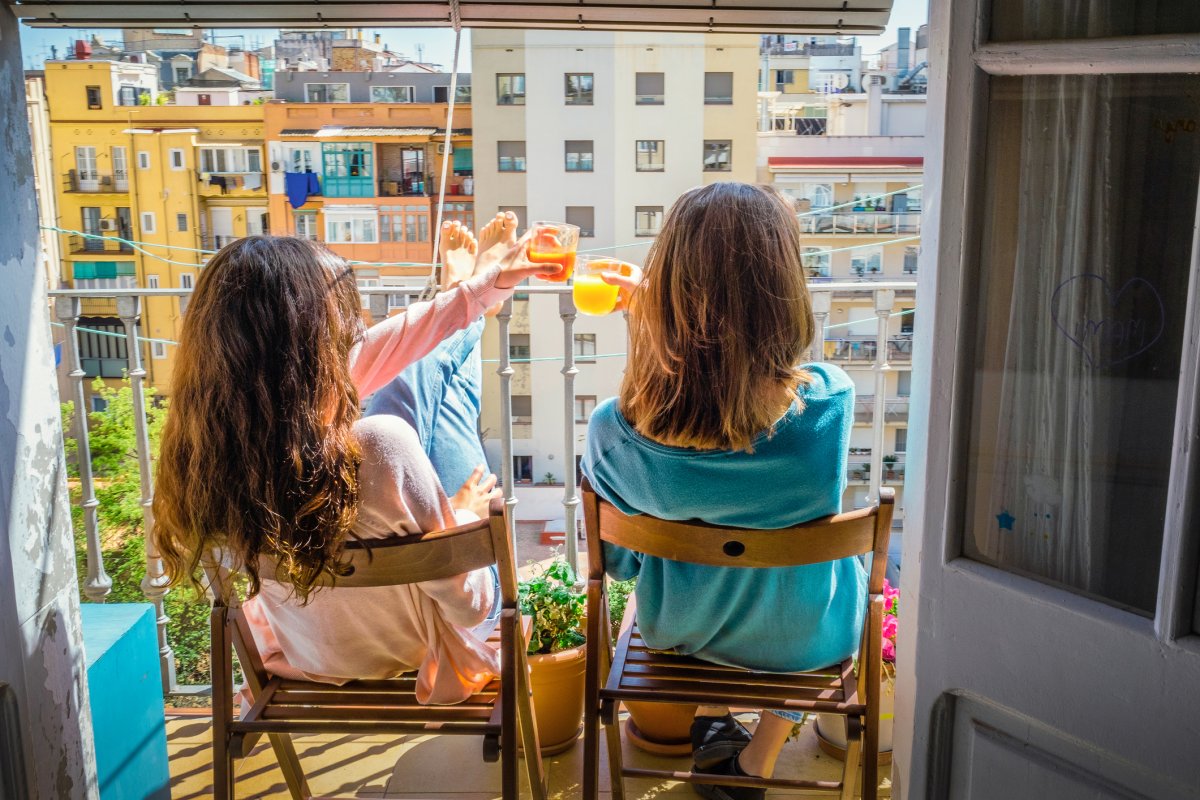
[154,236,365,602]
[620,183,815,452]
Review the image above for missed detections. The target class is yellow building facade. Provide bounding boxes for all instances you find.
[46,59,266,401]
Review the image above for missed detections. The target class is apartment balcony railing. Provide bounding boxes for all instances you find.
[854,395,911,424]
[762,43,857,57]
[63,169,130,193]
[196,170,267,196]
[799,212,922,236]
[204,235,239,251]
[48,278,915,693]
[68,234,134,255]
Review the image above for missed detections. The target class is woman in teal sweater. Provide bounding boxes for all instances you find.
[582,182,863,800]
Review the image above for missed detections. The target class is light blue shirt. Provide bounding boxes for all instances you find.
[582,363,865,673]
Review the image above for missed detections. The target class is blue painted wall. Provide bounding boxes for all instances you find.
[81,604,170,800]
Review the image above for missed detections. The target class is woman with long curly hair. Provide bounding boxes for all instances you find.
[583,183,862,799]
[154,224,549,704]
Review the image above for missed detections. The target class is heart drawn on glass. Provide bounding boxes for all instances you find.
[1050,273,1165,368]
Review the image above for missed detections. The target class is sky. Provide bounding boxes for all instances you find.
[19,0,928,72]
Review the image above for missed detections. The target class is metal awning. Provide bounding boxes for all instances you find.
[10,1,893,34]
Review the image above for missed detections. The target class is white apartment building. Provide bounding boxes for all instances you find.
[758,83,925,530]
[471,30,758,514]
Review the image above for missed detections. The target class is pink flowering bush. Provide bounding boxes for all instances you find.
[881,579,900,670]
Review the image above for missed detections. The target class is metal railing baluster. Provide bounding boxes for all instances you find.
[869,289,896,503]
[558,293,580,577]
[496,298,518,559]
[54,297,111,604]
[116,296,177,694]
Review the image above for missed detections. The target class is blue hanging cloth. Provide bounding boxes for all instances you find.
[285,173,310,209]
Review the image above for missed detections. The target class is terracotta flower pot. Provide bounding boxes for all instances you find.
[623,700,697,756]
[815,678,895,764]
[527,645,587,756]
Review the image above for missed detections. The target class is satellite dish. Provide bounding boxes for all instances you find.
[832,73,850,90]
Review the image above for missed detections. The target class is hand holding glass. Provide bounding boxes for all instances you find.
[527,222,579,282]
[573,256,634,316]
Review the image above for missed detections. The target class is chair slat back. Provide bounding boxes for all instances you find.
[583,479,894,593]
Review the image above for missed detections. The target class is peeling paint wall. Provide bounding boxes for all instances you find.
[0,4,99,797]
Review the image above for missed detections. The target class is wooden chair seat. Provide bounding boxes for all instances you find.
[600,621,861,720]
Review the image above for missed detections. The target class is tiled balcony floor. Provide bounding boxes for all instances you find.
[166,710,891,799]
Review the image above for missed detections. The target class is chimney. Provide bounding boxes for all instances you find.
[867,75,884,135]
[896,27,911,73]
[374,32,382,45]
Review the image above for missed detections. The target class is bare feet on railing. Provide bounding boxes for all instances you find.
[473,211,520,315]
[439,220,479,291]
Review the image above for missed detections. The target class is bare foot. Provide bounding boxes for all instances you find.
[473,211,520,277]
[439,220,479,291]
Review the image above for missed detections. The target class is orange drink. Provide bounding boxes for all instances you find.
[528,222,579,282]
[573,256,626,316]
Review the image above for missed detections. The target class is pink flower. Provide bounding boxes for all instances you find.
[884,594,896,613]
[883,580,900,602]
[882,615,898,641]
[881,639,896,662]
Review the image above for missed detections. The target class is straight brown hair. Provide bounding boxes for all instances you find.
[620,182,815,451]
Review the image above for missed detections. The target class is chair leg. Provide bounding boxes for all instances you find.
[500,613,519,800]
[602,702,626,800]
[840,719,862,800]
[268,733,311,800]
[211,606,235,800]
[213,724,235,800]
[516,659,546,800]
[583,697,600,800]
[862,712,879,800]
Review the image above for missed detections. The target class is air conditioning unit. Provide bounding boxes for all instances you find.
[436,143,451,155]
[100,175,113,186]
[270,161,283,173]
[98,219,117,231]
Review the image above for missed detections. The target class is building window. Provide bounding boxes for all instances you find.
[86,85,102,109]
[635,140,665,172]
[635,206,664,237]
[147,275,159,289]
[565,73,594,105]
[897,371,912,397]
[305,83,350,102]
[151,340,167,360]
[513,454,534,483]
[168,149,186,170]
[326,211,378,243]
[512,395,533,426]
[498,206,527,235]
[703,140,732,171]
[903,246,919,274]
[69,260,136,290]
[246,208,268,237]
[199,146,262,174]
[91,396,109,413]
[434,85,473,103]
[321,143,374,197]
[773,69,795,88]
[895,428,907,453]
[294,212,318,240]
[137,151,152,171]
[370,85,415,103]
[176,213,188,232]
[140,212,156,234]
[498,141,527,172]
[566,207,595,238]
[851,246,883,275]
[197,93,212,106]
[565,140,594,172]
[179,273,194,315]
[173,66,191,84]
[574,333,596,362]
[802,246,832,277]
[901,308,915,334]
[287,146,317,173]
[379,208,429,243]
[575,395,597,423]
[497,74,525,105]
[704,72,734,104]
[509,333,531,361]
[635,72,664,104]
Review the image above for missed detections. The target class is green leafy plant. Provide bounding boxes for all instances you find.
[541,472,557,485]
[607,578,636,640]
[518,559,585,655]
[882,454,898,468]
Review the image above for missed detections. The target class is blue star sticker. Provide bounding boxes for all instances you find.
[996,510,1016,531]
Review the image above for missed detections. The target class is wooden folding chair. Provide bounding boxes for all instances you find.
[581,480,894,800]
[205,498,546,800]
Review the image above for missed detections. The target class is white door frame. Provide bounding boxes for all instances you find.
[74,145,98,191]
[896,1,1200,796]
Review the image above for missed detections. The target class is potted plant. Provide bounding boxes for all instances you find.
[882,454,898,480]
[519,559,587,755]
[815,578,899,763]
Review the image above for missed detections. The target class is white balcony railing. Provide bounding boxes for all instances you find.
[49,278,916,692]
[799,212,922,236]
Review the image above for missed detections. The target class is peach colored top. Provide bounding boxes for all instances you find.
[241,266,511,704]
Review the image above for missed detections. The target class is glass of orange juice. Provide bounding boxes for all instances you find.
[528,222,579,282]
[573,255,627,316]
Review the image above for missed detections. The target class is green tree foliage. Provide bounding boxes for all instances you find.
[62,379,212,684]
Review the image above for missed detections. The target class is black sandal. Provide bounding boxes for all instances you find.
[690,714,753,770]
[691,753,766,800]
